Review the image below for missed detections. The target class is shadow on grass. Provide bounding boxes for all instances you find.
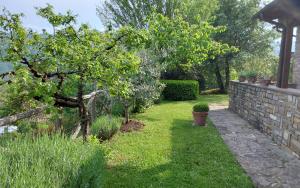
[66,149,106,188]
[102,119,201,187]
[162,94,229,105]
[102,118,252,187]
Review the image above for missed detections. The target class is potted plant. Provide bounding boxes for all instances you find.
[192,102,209,126]
[238,71,247,82]
[246,71,258,84]
[259,75,271,87]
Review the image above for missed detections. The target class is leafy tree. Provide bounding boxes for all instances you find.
[179,0,219,24]
[147,14,236,74]
[0,5,146,141]
[97,0,219,29]
[118,50,164,123]
[98,0,181,29]
[212,0,276,92]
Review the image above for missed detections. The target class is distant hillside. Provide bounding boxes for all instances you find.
[0,63,13,74]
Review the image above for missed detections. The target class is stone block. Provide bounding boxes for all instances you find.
[288,95,293,102]
[270,114,277,121]
[290,137,300,155]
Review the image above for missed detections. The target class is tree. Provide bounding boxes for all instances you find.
[98,0,181,29]
[212,0,276,92]
[97,0,219,29]
[0,5,146,141]
[179,0,219,24]
[118,50,164,123]
[147,14,236,75]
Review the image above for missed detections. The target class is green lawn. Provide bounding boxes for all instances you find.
[100,95,253,188]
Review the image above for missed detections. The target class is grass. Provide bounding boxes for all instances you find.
[0,135,105,187]
[0,95,252,187]
[101,95,253,187]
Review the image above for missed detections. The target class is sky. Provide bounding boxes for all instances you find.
[0,1,297,54]
[0,0,105,32]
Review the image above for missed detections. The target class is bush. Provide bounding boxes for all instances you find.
[162,80,199,101]
[91,116,122,141]
[246,71,258,78]
[0,135,105,187]
[193,102,209,112]
[238,71,247,78]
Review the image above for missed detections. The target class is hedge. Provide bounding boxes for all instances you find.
[162,80,199,101]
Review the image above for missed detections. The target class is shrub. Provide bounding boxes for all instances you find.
[162,80,199,101]
[238,71,247,78]
[91,116,122,141]
[193,102,209,112]
[246,71,258,78]
[0,135,105,187]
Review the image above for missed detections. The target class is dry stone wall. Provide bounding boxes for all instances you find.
[229,81,300,155]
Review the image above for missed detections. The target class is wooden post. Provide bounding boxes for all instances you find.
[281,24,294,88]
[277,27,287,88]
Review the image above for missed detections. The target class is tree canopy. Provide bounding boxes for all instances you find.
[0,5,147,140]
[97,0,219,29]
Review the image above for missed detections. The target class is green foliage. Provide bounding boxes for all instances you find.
[193,102,209,112]
[17,121,55,136]
[246,71,258,78]
[239,54,278,78]
[98,0,181,28]
[98,0,219,28]
[238,71,247,78]
[0,135,105,187]
[148,13,235,69]
[0,5,146,114]
[91,116,122,141]
[162,80,199,101]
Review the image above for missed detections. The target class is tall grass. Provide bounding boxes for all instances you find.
[91,116,122,141]
[0,134,105,187]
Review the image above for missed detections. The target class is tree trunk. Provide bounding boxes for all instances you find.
[124,102,130,124]
[78,77,90,142]
[214,62,226,94]
[0,107,45,127]
[224,57,230,91]
[71,122,81,140]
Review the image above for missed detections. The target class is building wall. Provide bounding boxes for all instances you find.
[229,81,300,155]
[294,27,300,88]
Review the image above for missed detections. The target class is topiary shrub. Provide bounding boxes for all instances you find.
[162,80,199,101]
[91,116,122,141]
[193,102,209,112]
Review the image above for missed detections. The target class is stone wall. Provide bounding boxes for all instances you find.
[229,81,300,155]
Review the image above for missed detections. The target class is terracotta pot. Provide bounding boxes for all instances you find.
[260,79,271,87]
[248,77,257,84]
[239,76,246,82]
[193,112,208,126]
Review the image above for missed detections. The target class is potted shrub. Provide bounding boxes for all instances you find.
[192,102,209,126]
[246,71,258,84]
[238,71,247,82]
[259,75,271,87]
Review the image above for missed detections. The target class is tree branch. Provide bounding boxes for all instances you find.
[0,106,46,127]
[20,58,43,78]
